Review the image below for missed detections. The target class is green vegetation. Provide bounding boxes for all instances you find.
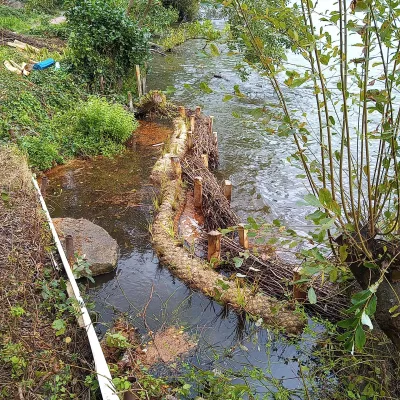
[67,0,150,90]
[162,0,200,21]
[0,5,40,31]
[159,19,221,50]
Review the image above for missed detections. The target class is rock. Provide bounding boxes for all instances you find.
[50,16,67,25]
[53,218,118,276]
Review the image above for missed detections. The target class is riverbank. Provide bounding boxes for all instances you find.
[151,114,305,334]
[0,146,92,399]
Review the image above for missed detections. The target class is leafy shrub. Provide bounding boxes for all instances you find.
[159,20,221,51]
[59,97,138,157]
[19,134,62,171]
[161,0,200,21]
[66,0,150,90]
[74,97,137,144]
[127,0,179,36]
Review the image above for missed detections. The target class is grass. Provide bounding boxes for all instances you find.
[0,146,93,398]
[0,5,47,33]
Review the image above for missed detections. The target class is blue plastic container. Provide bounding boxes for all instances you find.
[33,58,55,70]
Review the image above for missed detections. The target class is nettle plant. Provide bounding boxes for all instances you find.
[220,0,400,351]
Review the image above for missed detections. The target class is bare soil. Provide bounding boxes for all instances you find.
[0,29,65,51]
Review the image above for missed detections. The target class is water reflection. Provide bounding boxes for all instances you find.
[45,121,316,397]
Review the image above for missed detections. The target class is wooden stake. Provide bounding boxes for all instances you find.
[208,230,222,264]
[40,176,48,198]
[223,180,232,203]
[293,266,307,302]
[213,131,218,146]
[142,74,147,95]
[201,154,209,169]
[65,234,74,266]
[170,157,182,179]
[187,130,193,150]
[135,65,143,97]
[178,106,186,118]
[128,91,133,112]
[209,115,214,135]
[190,115,195,133]
[238,224,249,249]
[195,106,201,116]
[194,177,202,210]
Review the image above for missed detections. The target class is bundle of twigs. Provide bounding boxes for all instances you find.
[187,111,219,169]
[181,156,239,231]
[179,110,351,321]
[220,236,352,320]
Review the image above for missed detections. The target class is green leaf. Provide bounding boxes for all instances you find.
[209,43,220,56]
[355,324,366,350]
[337,317,357,329]
[308,287,317,304]
[304,194,322,208]
[1,192,9,203]
[216,279,229,291]
[199,82,213,94]
[223,94,233,102]
[318,188,333,207]
[52,319,66,336]
[389,305,399,314]
[339,245,348,262]
[233,257,244,268]
[366,295,377,316]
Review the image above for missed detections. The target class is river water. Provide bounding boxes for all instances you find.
[43,14,343,400]
[46,118,321,398]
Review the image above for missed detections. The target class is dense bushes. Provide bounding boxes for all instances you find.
[20,135,62,171]
[66,0,150,90]
[61,97,138,158]
[18,98,138,170]
[161,0,200,21]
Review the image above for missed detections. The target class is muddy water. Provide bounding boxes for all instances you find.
[46,121,317,397]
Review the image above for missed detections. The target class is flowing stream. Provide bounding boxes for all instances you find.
[43,17,335,399]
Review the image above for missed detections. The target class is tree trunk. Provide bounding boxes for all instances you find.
[343,236,400,349]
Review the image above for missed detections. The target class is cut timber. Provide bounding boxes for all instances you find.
[190,115,195,133]
[223,180,232,203]
[293,266,307,302]
[135,65,143,97]
[187,130,193,150]
[66,234,74,266]
[208,230,222,264]
[238,224,249,250]
[194,177,203,210]
[178,106,186,118]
